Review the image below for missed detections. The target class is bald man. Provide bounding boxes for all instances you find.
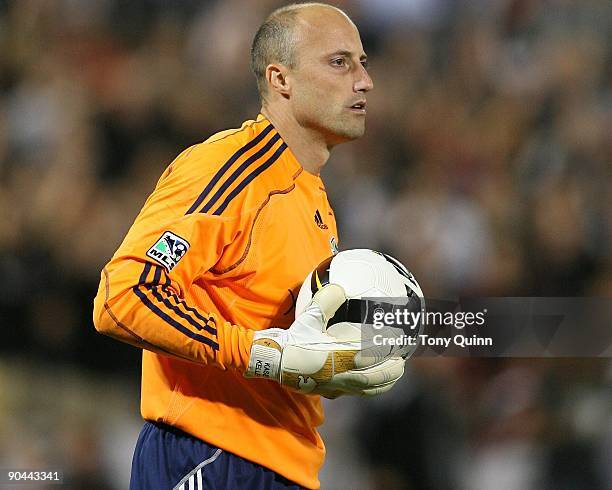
[93,3,397,489]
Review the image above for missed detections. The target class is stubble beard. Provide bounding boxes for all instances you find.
[295,99,366,146]
[319,109,366,145]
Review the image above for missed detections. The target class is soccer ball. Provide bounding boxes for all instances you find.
[295,249,425,358]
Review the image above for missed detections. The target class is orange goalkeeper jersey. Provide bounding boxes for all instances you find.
[93,114,339,489]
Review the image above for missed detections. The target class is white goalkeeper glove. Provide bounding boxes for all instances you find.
[245,284,405,397]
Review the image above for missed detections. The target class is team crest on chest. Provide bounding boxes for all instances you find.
[329,236,339,255]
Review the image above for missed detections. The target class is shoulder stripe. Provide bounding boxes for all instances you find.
[185,124,274,215]
[212,142,288,216]
[200,132,281,214]
[132,263,219,348]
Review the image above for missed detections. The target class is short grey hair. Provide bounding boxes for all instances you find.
[250,2,350,101]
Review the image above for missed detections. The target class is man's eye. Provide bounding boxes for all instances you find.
[361,60,369,69]
[331,58,345,67]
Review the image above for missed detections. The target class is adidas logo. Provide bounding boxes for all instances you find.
[314,209,328,229]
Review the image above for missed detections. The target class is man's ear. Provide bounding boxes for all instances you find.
[266,64,291,99]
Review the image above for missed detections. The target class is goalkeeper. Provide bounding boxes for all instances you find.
[93,3,404,489]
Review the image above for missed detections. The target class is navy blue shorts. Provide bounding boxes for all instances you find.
[130,421,302,489]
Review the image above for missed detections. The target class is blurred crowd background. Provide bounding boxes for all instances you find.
[0,0,610,488]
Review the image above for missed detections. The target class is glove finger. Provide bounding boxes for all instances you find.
[310,284,347,323]
[354,335,408,368]
[332,357,404,389]
[359,380,397,397]
[331,378,398,397]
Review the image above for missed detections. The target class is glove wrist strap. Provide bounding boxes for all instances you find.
[246,336,283,381]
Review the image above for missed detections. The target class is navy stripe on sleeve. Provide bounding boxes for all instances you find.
[133,263,219,349]
[212,143,287,216]
[185,124,274,215]
[199,133,281,214]
[146,265,217,336]
[156,266,218,334]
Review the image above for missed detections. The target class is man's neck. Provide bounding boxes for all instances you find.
[260,105,330,176]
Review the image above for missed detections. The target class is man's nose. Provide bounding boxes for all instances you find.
[354,65,373,93]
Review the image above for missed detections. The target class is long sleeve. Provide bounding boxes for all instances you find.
[93,259,253,371]
[92,143,256,372]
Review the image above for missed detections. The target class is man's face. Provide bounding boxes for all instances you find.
[287,9,373,146]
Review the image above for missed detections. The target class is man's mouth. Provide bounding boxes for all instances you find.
[349,100,367,113]
[350,100,366,113]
